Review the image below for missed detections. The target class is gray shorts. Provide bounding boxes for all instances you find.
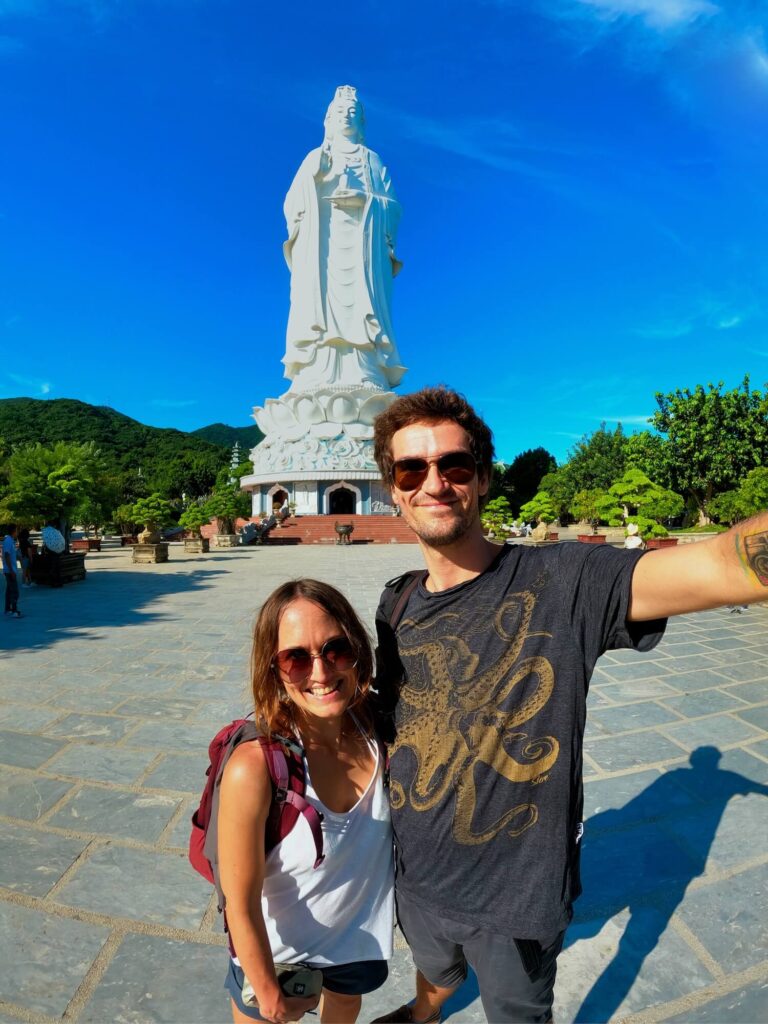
[396,896,563,1024]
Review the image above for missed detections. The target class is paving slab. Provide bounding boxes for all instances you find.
[0,770,74,820]
[47,785,181,842]
[665,978,768,1022]
[0,822,88,896]
[1,545,767,1023]
[79,933,230,1023]
[0,902,109,1017]
[55,843,212,928]
[44,742,157,784]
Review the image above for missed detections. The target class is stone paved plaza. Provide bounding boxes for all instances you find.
[1,542,767,1023]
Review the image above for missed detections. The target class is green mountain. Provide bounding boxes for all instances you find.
[0,398,236,500]
[191,422,264,448]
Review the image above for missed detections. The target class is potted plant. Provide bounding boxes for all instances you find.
[204,486,250,548]
[115,503,140,546]
[129,494,175,562]
[179,504,211,553]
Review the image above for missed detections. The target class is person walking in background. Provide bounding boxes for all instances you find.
[17,527,35,586]
[3,524,21,617]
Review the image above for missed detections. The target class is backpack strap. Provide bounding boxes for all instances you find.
[379,569,426,631]
[260,735,325,869]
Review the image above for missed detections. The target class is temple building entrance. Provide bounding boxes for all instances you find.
[271,489,288,512]
[328,487,355,515]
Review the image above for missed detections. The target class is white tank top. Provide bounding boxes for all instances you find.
[257,729,394,966]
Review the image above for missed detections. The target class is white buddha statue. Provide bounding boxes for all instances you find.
[282,86,406,393]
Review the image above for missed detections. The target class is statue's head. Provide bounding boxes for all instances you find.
[324,85,365,144]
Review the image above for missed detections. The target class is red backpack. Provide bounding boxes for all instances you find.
[189,718,324,920]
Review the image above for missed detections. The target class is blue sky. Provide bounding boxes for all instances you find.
[1,0,766,463]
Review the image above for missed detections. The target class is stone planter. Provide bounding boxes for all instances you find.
[577,534,606,544]
[132,542,169,564]
[211,533,238,548]
[184,537,210,554]
[645,537,679,549]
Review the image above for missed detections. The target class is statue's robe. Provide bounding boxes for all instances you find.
[282,144,406,391]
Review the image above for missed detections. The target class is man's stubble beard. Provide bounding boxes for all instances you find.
[405,501,479,548]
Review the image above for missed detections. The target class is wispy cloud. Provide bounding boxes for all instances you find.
[634,297,751,340]
[595,413,653,425]
[535,0,768,139]
[6,372,50,395]
[572,0,719,32]
[151,398,197,409]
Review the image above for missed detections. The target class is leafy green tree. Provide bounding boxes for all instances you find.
[4,441,105,537]
[519,491,556,524]
[498,448,557,515]
[113,503,139,535]
[538,468,576,523]
[204,487,251,534]
[624,431,672,488]
[566,424,627,494]
[651,377,768,517]
[736,467,768,518]
[709,467,768,524]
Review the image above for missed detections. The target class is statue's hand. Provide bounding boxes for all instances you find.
[329,189,366,208]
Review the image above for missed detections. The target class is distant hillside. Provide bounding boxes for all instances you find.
[0,398,233,498]
[191,422,264,449]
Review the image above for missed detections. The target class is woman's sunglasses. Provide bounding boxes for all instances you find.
[273,636,358,681]
[391,451,479,492]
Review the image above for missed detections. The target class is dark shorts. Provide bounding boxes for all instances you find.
[396,896,564,1024]
[225,957,388,1020]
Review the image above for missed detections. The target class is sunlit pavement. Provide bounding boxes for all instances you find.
[1,542,766,1023]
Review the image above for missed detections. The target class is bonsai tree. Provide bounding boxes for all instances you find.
[625,515,669,539]
[608,468,684,524]
[519,490,556,525]
[570,489,621,531]
[178,503,211,538]
[114,502,140,536]
[130,493,176,541]
[204,486,250,535]
[481,496,513,541]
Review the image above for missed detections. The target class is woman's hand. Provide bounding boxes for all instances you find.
[256,991,321,1023]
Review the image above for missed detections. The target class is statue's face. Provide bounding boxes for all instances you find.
[330,100,363,140]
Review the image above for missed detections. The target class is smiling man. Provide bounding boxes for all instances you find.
[370,385,768,1024]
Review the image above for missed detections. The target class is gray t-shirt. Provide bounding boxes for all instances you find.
[375,542,665,940]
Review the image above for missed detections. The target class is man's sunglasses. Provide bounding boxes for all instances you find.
[391,451,479,492]
[273,636,358,681]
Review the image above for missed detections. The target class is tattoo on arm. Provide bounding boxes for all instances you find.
[737,531,768,587]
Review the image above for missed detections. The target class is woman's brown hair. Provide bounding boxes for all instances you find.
[250,578,375,738]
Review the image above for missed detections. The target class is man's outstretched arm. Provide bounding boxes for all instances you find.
[629,512,768,621]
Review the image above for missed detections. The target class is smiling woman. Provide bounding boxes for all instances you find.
[216,579,393,1024]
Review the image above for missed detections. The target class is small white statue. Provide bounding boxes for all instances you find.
[282,86,406,393]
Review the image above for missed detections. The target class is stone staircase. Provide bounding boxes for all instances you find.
[261,514,417,545]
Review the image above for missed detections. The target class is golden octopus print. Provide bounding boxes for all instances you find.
[391,589,559,845]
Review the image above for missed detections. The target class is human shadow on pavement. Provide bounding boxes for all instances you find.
[568,746,768,1023]
[0,567,228,655]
